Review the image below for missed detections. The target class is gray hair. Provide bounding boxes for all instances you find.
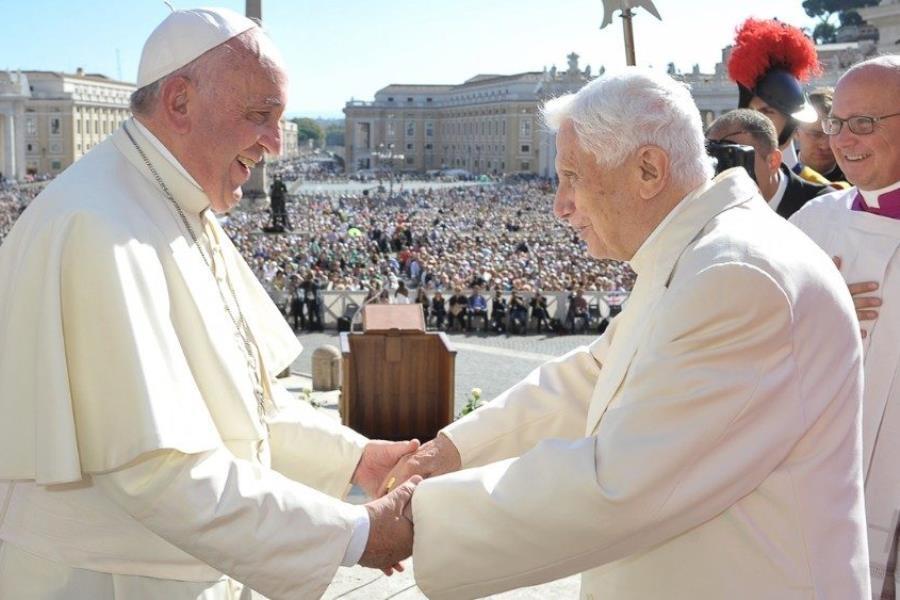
[130,27,284,116]
[706,108,778,155]
[542,69,713,187]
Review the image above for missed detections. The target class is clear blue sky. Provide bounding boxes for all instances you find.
[3,0,818,118]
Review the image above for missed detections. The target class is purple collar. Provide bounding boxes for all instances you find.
[851,187,900,219]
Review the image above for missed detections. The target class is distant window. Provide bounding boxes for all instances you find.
[426,97,433,103]
[387,97,394,102]
[425,143,433,150]
[521,144,530,153]
[407,97,413,103]
[520,161,530,171]
[406,156,414,164]
[26,143,32,152]
[50,118,61,135]
[51,160,62,171]
[520,119,531,138]
[406,120,415,137]
[406,143,413,150]
[76,121,81,134]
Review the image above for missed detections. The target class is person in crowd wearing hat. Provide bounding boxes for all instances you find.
[727,18,835,186]
[795,87,850,187]
[790,55,900,599]
[380,69,869,599]
[0,8,419,599]
[706,109,831,218]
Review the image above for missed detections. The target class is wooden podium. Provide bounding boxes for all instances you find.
[340,304,456,441]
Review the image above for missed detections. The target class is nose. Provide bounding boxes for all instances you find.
[553,181,574,221]
[259,122,283,157]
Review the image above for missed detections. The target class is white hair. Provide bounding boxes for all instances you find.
[542,69,713,187]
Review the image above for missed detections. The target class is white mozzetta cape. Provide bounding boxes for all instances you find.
[791,187,900,598]
[0,122,304,483]
[412,169,870,599]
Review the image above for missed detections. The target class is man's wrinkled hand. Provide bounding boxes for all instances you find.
[359,476,421,574]
[353,439,420,499]
[379,433,462,497]
[834,256,881,338]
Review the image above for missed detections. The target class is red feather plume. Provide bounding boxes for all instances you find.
[727,18,821,89]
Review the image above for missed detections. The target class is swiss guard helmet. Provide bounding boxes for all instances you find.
[727,18,821,146]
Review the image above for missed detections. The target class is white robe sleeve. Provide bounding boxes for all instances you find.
[412,263,803,599]
[93,448,365,600]
[266,380,368,499]
[440,340,605,468]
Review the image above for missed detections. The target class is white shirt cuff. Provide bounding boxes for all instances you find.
[340,504,370,566]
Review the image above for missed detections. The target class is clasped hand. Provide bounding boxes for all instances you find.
[353,434,462,573]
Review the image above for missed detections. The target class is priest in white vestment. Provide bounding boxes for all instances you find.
[790,55,900,600]
[382,70,871,599]
[0,8,420,600]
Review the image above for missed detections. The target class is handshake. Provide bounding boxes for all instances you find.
[351,433,462,572]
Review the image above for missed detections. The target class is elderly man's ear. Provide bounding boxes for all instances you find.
[635,145,669,199]
[159,76,193,134]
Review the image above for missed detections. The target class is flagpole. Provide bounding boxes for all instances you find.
[621,8,636,66]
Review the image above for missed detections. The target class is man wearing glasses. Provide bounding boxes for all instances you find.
[706,109,832,218]
[790,55,900,599]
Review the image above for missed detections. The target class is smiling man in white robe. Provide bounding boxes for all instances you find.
[383,69,870,599]
[790,55,900,600]
[0,8,419,600]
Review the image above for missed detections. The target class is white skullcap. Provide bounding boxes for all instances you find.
[137,7,257,88]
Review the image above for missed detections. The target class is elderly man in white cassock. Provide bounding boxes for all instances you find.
[0,8,420,600]
[790,55,900,600]
[382,69,871,599]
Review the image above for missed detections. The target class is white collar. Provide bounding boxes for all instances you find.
[132,118,204,191]
[768,168,788,212]
[859,179,900,209]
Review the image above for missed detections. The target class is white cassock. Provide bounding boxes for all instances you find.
[411,169,871,599]
[791,187,900,599]
[0,119,370,599]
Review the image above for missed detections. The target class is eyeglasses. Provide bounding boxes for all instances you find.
[821,112,900,135]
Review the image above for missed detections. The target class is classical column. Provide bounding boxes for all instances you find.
[0,112,15,182]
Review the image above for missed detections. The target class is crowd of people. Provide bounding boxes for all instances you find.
[0,181,44,246]
[222,179,634,332]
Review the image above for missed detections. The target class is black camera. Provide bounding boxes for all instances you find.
[706,141,756,183]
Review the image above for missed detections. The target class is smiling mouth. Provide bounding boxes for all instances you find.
[843,153,871,163]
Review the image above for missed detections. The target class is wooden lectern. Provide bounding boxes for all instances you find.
[340,304,456,442]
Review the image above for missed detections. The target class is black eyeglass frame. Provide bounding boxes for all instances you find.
[822,112,900,136]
